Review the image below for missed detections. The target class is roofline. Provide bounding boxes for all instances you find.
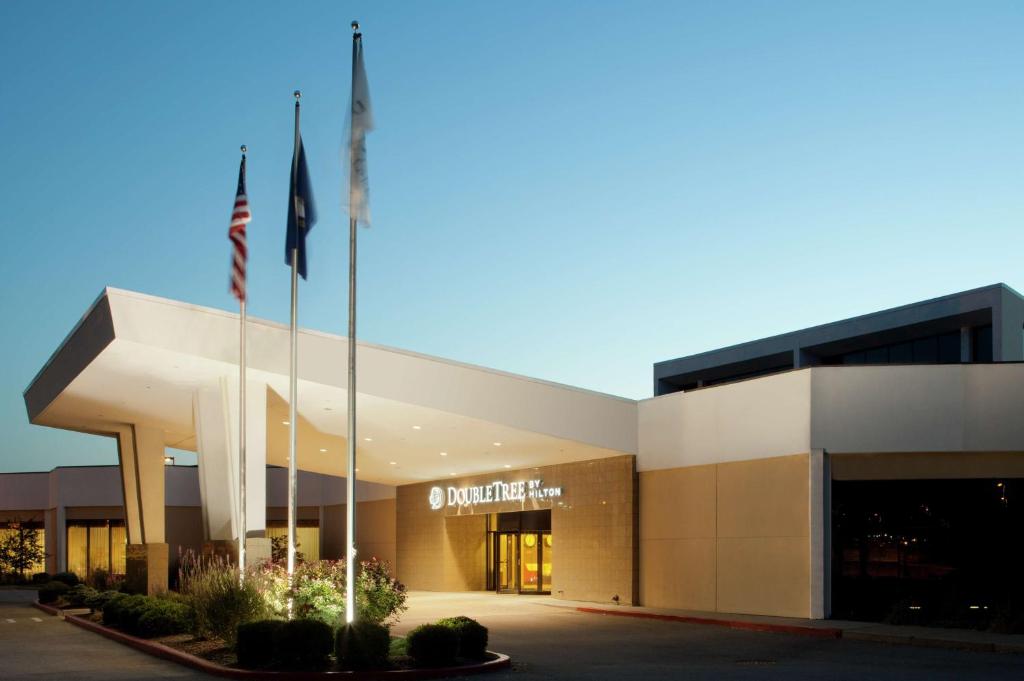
[93,287,636,405]
[654,283,1020,370]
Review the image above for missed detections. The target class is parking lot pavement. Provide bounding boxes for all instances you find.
[398,592,1024,681]
[4,589,1021,681]
[0,589,206,681]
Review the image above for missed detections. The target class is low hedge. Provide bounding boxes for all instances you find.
[65,584,99,608]
[236,620,285,668]
[136,600,192,637]
[37,581,70,604]
[51,571,79,586]
[31,572,51,584]
[276,619,334,669]
[406,623,458,668]
[100,593,192,638]
[336,621,391,670]
[85,589,122,612]
[437,616,488,659]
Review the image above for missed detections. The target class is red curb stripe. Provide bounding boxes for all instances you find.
[56,611,510,680]
[576,607,843,639]
[32,601,61,616]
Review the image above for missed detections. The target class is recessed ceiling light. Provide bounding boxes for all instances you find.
[282,420,290,425]
[364,437,373,442]
[493,442,502,447]
[355,468,360,472]
[503,464,511,469]
[412,425,422,430]
[440,452,448,456]
[319,448,327,453]
[450,472,456,476]
[389,461,397,465]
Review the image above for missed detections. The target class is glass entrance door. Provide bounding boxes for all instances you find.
[519,532,552,594]
[495,532,518,593]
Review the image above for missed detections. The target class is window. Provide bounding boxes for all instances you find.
[66,520,126,578]
[0,521,46,575]
[266,522,320,561]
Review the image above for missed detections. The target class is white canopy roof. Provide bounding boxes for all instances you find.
[25,288,637,485]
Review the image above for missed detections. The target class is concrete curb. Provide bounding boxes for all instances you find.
[36,603,511,679]
[576,607,841,639]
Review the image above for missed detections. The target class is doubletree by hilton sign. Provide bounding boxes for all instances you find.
[429,478,563,510]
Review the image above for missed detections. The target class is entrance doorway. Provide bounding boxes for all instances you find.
[487,510,552,594]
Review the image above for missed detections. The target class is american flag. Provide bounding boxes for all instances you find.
[229,153,251,302]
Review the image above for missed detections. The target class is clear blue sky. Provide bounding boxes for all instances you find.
[1,1,1022,472]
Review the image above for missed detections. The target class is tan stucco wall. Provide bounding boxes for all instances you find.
[640,453,810,618]
[396,455,637,604]
[322,498,397,569]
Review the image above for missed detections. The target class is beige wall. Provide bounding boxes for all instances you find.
[397,455,638,604]
[322,498,397,569]
[640,453,811,618]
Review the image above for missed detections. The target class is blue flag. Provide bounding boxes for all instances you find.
[285,137,316,279]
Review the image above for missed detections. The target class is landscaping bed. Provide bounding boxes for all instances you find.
[32,555,510,678]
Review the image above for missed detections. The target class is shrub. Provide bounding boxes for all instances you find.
[31,572,50,584]
[65,584,99,608]
[51,571,79,587]
[102,593,131,625]
[236,619,285,668]
[178,551,268,644]
[37,581,69,604]
[406,623,458,668]
[115,594,151,633]
[85,589,122,612]
[275,619,333,669]
[336,621,391,670]
[294,577,346,627]
[357,558,407,625]
[136,600,192,638]
[438,616,488,659]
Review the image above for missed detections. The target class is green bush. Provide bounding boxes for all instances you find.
[438,616,488,659]
[235,620,285,668]
[65,584,99,608]
[136,600,192,638]
[87,590,124,612]
[335,621,391,670]
[51,571,79,586]
[31,572,50,584]
[102,593,130,625]
[406,623,458,668]
[275,619,334,669]
[115,594,152,633]
[37,581,69,604]
[357,558,408,625]
[178,551,268,645]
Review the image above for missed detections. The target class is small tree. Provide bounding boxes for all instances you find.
[0,521,46,578]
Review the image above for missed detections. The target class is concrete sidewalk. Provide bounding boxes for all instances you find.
[539,597,1024,654]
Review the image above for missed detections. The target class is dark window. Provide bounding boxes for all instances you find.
[912,337,938,363]
[973,325,993,363]
[889,341,913,363]
[937,331,961,363]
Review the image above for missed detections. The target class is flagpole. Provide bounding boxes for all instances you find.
[287,92,301,589]
[238,145,247,577]
[344,20,362,626]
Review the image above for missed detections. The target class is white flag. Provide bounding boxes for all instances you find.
[348,35,373,226]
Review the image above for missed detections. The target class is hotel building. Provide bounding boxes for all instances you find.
[3,283,1022,620]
